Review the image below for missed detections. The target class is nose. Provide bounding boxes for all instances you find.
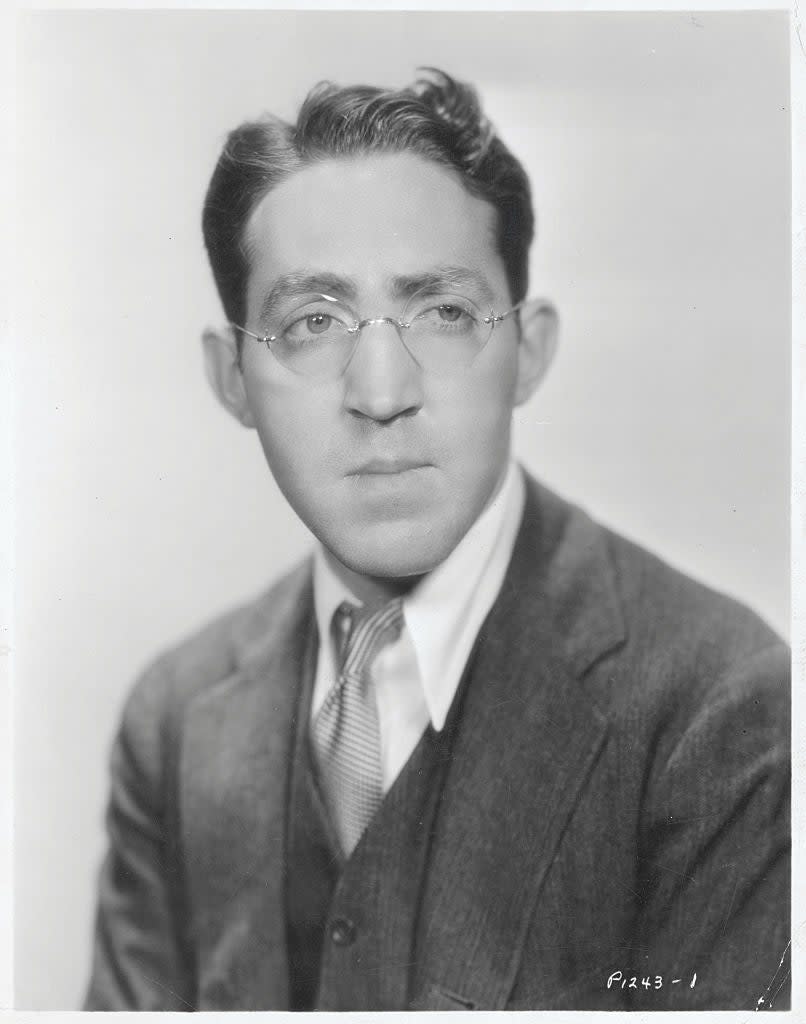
[342,318,423,422]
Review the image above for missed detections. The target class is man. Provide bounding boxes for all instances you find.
[84,69,790,1011]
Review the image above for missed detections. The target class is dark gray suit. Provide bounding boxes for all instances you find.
[85,476,790,1010]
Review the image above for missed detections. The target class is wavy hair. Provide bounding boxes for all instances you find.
[202,69,534,328]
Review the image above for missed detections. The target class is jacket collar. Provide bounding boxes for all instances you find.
[412,476,627,1009]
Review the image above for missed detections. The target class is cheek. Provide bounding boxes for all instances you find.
[243,374,335,486]
[436,357,519,456]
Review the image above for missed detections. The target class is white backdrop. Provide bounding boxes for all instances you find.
[14,10,790,1009]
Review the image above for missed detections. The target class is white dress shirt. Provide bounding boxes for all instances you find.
[311,460,525,793]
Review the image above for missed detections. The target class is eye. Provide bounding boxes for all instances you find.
[305,313,332,334]
[407,296,478,336]
[279,301,351,346]
[437,304,464,323]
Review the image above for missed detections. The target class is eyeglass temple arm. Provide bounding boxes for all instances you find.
[230,322,275,344]
[487,299,525,325]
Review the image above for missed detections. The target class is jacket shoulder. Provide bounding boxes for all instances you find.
[601,521,785,662]
[564,502,790,752]
[529,477,788,705]
[115,557,312,757]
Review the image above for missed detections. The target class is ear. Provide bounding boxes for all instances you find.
[513,298,559,406]
[201,326,256,429]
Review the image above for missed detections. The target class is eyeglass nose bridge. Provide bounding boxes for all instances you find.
[349,315,411,336]
[342,314,420,371]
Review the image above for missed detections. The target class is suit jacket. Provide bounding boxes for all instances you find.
[84,476,790,1011]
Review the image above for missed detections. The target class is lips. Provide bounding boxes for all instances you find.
[349,457,430,475]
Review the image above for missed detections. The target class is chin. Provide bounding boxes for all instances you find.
[333,521,458,582]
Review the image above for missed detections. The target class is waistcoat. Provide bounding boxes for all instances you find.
[285,644,467,1010]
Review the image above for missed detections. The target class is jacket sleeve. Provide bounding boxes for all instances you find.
[84,660,195,1010]
[630,641,790,1011]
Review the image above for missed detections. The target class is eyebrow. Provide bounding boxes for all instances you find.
[257,265,497,323]
[389,266,496,305]
[258,272,359,324]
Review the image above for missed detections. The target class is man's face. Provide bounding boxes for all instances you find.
[237,152,530,582]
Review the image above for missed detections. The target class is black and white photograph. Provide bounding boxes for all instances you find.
[9,7,796,1014]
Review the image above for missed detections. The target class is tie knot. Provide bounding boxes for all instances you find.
[332,598,404,679]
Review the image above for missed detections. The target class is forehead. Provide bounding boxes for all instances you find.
[243,153,506,308]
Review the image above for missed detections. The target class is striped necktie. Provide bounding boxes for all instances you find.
[312,598,404,857]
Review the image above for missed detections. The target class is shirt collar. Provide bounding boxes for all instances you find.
[313,460,525,730]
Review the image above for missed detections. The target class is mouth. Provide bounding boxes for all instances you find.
[349,457,431,476]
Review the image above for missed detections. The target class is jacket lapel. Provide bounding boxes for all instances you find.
[413,479,626,1010]
[179,564,315,1010]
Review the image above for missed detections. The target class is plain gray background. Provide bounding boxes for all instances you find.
[14,10,790,1009]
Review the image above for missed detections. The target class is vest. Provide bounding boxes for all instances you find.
[285,642,468,1010]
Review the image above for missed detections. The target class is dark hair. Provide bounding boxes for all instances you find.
[202,68,534,328]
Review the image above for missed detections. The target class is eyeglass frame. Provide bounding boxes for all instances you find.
[229,292,525,376]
